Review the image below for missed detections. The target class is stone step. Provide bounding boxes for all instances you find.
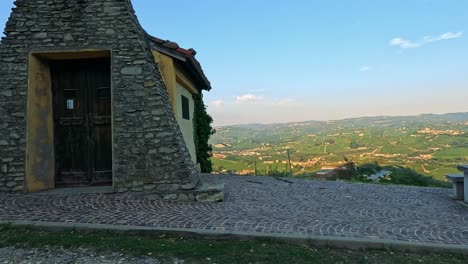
[457,165,468,173]
[446,174,465,200]
[193,183,225,203]
[446,174,464,182]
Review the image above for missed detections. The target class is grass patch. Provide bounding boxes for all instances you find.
[0,224,467,263]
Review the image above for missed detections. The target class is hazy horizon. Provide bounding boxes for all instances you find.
[213,111,468,127]
[1,1,467,127]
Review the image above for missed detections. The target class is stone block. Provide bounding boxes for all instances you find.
[132,181,144,187]
[163,194,177,200]
[159,146,177,154]
[178,194,189,201]
[195,192,224,203]
[193,183,225,203]
[157,184,172,192]
[63,33,74,41]
[116,187,129,193]
[12,185,23,192]
[120,66,142,75]
[143,184,156,190]
[6,182,17,187]
[143,80,155,87]
[180,183,195,190]
[131,187,143,192]
[151,109,164,116]
[33,32,48,38]
[0,90,13,97]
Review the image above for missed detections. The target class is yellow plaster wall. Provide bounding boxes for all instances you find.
[175,66,199,96]
[152,50,176,110]
[175,82,197,164]
[26,54,55,192]
[152,49,200,164]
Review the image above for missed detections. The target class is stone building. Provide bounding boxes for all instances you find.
[0,0,221,201]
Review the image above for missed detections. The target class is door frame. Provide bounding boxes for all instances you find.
[25,50,113,192]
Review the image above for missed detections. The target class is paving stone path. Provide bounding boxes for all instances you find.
[1,175,468,246]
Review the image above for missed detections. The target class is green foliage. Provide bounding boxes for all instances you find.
[193,94,215,173]
[357,163,382,176]
[332,162,370,182]
[334,162,355,180]
[379,166,451,188]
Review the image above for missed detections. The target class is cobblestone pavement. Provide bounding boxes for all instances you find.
[1,175,468,246]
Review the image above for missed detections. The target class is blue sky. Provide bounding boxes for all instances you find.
[1,1,467,126]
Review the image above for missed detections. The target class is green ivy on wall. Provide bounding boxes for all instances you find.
[193,94,216,173]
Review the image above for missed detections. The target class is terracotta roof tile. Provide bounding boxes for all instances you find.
[149,36,196,56]
[148,35,211,91]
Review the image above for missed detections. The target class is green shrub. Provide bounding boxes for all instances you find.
[379,167,450,188]
[193,94,215,173]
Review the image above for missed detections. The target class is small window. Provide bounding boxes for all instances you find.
[181,95,190,120]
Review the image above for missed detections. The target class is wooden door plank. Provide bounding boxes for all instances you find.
[51,60,91,187]
[87,59,112,185]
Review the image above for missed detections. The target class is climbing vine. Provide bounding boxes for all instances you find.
[193,94,216,173]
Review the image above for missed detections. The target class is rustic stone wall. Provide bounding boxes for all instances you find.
[0,0,200,192]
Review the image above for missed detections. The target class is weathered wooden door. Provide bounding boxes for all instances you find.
[51,59,112,187]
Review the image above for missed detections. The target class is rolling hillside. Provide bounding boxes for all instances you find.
[210,113,468,181]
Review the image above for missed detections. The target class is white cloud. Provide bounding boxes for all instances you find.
[390,31,463,49]
[235,93,264,103]
[435,31,463,40]
[390,38,421,49]
[359,66,373,72]
[210,100,224,107]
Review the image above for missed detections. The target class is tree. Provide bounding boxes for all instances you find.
[193,94,216,173]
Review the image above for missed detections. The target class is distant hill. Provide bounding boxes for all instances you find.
[210,112,468,180]
[216,112,468,129]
